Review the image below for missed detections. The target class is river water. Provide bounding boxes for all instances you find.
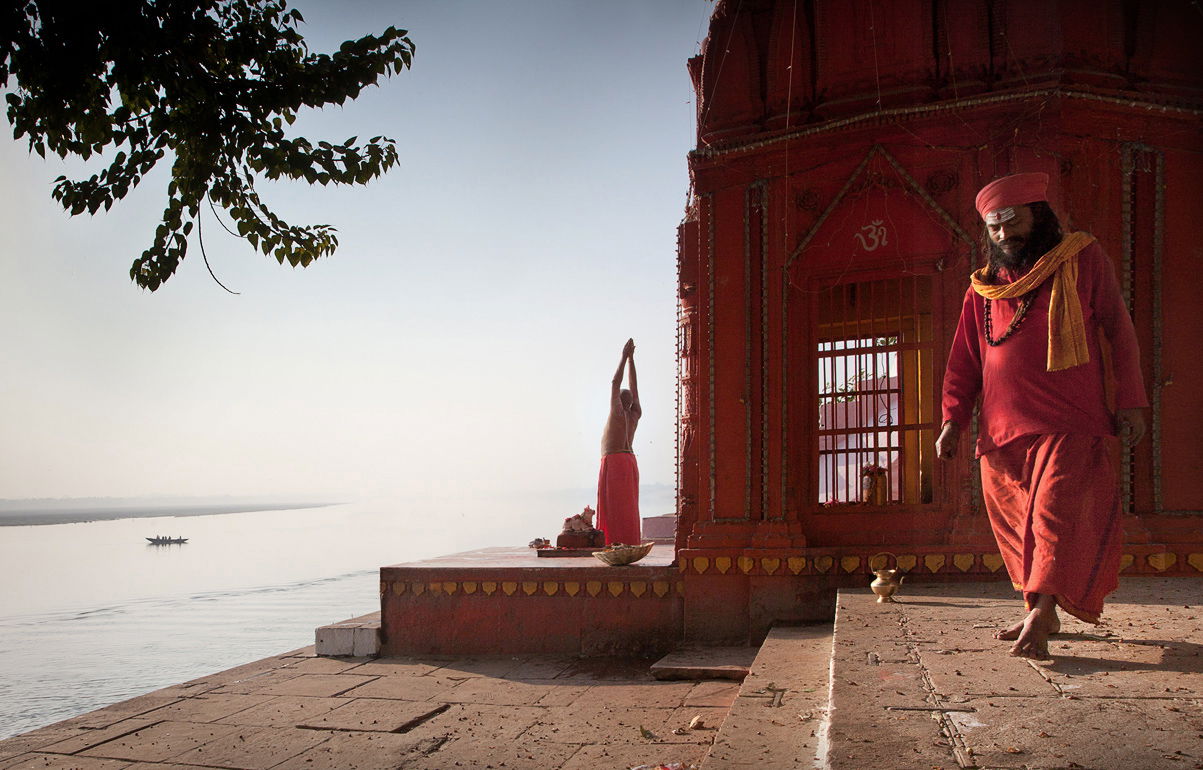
[0,491,672,740]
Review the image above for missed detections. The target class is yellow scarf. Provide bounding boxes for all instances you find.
[970,231,1095,371]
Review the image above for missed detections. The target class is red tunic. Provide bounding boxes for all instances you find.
[942,240,1148,454]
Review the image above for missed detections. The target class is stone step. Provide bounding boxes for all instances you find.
[314,611,381,657]
[822,579,1203,770]
[650,645,757,681]
[701,624,833,769]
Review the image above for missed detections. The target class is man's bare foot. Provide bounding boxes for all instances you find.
[994,610,1060,641]
[1008,595,1059,660]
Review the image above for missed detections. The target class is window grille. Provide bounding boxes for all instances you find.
[816,275,936,506]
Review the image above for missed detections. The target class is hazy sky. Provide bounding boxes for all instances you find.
[0,1,713,503]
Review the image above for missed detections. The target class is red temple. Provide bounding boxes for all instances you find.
[376,0,1203,654]
[672,0,1203,642]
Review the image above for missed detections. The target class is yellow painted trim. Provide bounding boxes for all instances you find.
[787,556,806,574]
[924,554,945,573]
[1147,552,1177,572]
[715,556,732,574]
[1188,553,1203,573]
[630,581,647,598]
[1119,554,1134,571]
[564,581,581,597]
[653,580,670,597]
[815,555,834,573]
[981,554,1004,573]
[761,558,780,575]
[840,556,860,574]
[502,581,518,596]
[586,580,603,597]
[953,554,975,572]
[462,581,477,595]
[693,557,711,574]
[896,554,917,572]
[607,581,625,597]
[482,581,497,595]
[737,556,755,574]
[543,581,558,596]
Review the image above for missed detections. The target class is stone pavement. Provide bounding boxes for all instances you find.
[826,578,1203,770]
[3,577,1201,770]
[0,649,743,770]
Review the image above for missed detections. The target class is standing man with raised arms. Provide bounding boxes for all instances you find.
[597,338,642,545]
[937,172,1148,659]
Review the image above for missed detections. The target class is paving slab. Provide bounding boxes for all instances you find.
[436,676,568,707]
[168,725,331,769]
[253,672,378,698]
[278,655,365,675]
[212,695,346,727]
[58,693,183,731]
[0,728,91,763]
[0,755,132,769]
[396,735,580,770]
[36,720,160,756]
[568,680,699,709]
[561,742,708,769]
[682,681,742,708]
[136,693,275,724]
[340,658,442,678]
[338,674,466,702]
[79,721,242,763]
[295,698,448,732]
[825,578,1203,770]
[702,624,833,770]
[268,730,423,770]
[409,704,545,743]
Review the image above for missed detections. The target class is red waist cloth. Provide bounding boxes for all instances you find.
[596,452,640,545]
[979,433,1122,623]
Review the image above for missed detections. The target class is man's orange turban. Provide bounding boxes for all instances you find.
[975,172,1049,220]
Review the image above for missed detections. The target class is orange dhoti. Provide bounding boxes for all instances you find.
[980,433,1123,623]
[597,451,641,545]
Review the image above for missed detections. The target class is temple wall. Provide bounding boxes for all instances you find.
[676,0,1203,642]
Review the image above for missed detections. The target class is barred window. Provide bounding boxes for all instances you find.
[816,275,936,506]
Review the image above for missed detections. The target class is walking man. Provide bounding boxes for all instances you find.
[937,172,1148,659]
[597,338,642,545]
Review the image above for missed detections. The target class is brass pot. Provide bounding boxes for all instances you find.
[870,568,904,603]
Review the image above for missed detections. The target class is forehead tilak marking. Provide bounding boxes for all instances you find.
[985,207,1016,225]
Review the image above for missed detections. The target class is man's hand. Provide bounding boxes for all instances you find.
[623,338,635,358]
[936,421,960,460]
[1116,408,1147,446]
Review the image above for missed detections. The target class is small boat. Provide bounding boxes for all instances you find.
[146,536,188,545]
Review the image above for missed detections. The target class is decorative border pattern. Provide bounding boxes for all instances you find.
[1120,143,1165,515]
[385,579,683,599]
[677,549,1203,576]
[692,88,1203,161]
[706,193,717,523]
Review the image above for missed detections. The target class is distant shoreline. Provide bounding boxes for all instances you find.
[0,502,341,527]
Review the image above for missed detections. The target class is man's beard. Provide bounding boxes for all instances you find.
[988,223,1062,274]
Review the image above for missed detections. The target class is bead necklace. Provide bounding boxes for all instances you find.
[983,292,1036,346]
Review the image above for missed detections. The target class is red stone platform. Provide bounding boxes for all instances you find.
[379,546,682,657]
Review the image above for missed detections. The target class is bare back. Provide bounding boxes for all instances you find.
[601,403,639,455]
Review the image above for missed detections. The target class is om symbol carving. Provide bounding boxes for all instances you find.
[853,220,888,252]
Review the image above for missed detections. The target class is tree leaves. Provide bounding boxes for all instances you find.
[2,0,414,290]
